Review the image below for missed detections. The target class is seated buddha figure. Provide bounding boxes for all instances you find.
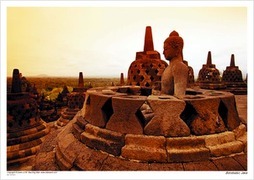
[161,31,188,99]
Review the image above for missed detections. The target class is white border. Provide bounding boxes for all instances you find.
[1,1,253,180]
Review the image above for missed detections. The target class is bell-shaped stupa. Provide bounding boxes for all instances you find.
[56,72,90,127]
[197,51,226,89]
[7,69,50,168]
[127,26,168,88]
[222,54,247,94]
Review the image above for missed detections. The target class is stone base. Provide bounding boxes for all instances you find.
[7,120,50,166]
[53,114,247,170]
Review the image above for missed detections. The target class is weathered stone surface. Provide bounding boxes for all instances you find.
[183,160,218,171]
[106,96,146,134]
[144,95,190,137]
[11,69,22,93]
[101,155,150,171]
[127,26,168,87]
[196,51,226,89]
[34,151,58,171]
[76,116,88,129]
[166,136,210,162]
[233,124,247,153]
[84,92,113,127]
[205,131,244,157]
[121,134,167,162]
[72,122,84,140]
[232,153,247,170]
[7,70,50,165]
[55,145,73,170]
[58,132,77,153]
[80,124,125,156]
[186,97,226,135]
[205,131,235,146]
[211,157,245,171]
[74,143,108,170]
[220,95,241,130]
[161,31,188,98]
[148,163,183,171]
[222,54,247,95]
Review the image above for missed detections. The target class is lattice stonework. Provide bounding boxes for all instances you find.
[198,66,221,82]
[128,58,168,87]
[127,26,168,87]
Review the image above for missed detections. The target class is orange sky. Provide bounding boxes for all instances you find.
[4,2,252,78]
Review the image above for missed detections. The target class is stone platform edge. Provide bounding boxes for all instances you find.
[55,115,247,170]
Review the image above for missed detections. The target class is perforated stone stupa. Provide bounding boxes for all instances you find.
[127,26,168,87]
[222,54,247,94]
[56,72,88,127]
[197,51,226,89]
[7,69,50,167]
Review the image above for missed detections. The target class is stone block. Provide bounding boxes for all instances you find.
[58,133,77,152]
[72,123,84,140]
[144,95,190,137]
[76,116,88,129]
[166,136,210,162]
[74,144,108,170]
[106,96,146,134]
[220,95,241,130]
[233,124,247,140]
[121,134,167,162]
[185,97,226,135]
[55,145,73,170]
[205,131,244,157]
[84,92,113,127]
[80,124,125,156]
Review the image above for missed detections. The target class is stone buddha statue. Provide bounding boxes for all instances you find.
[161,31,188,98]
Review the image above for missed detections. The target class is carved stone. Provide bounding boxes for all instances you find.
[144,95,190,137]
[161,31,189,98]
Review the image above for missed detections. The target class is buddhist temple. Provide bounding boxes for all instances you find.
[197,51,226,89]
[127,26,168,88]
[7,69,50,168]
[222,54,247,94]
[55,72,89,127]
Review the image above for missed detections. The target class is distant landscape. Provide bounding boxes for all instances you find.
[7,77,122,100]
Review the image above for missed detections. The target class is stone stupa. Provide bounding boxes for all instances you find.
[55,72,89,127]
[7,69,50,168]
[127,26,168,88]
[197,51,226,89]
[222,54,247,94]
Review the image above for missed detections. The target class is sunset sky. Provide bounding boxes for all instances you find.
[3,1,253,79]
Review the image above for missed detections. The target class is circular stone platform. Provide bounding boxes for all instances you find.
[53,86,247,170]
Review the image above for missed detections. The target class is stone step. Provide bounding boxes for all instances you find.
[72,122,85,140]
[7,122,47,139]
[76,116,88,129]
[121,134,167,162]
[7,144,41,161]
[55,145,73,170]
[7,155,36,167]
[208,141,244,157]
[204,131,244,157]
[166,136,210,162]
[7,126,50,145]
[80,124,125,156]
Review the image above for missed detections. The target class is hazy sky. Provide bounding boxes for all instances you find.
[5,2,251,78]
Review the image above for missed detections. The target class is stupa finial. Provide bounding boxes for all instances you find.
[230,54,235,67]
[206,51,212,65]
[143,26,154,52]
[11,69,22,93]
[78,72,84,88]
